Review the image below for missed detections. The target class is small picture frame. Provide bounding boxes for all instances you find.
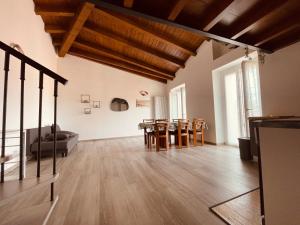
[84,108,92,114]
[81,95,90,103]
[93,101,100,108]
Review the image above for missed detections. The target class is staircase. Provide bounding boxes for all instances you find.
[0,41,68,224]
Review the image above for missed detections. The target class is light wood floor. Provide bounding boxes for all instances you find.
[211,190,261,225]
[1,137,259,225]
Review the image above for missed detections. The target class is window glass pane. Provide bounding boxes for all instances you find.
[169,84,187,120]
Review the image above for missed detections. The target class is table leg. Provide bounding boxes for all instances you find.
[144,128,147,145]
[201,128,204,145]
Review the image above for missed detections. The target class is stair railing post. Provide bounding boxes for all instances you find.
[19,61,25,180]
[1,52,10,183]
[51,80,58,201]
[37,71,43,178]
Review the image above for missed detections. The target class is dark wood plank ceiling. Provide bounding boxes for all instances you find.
[33,0,300,83]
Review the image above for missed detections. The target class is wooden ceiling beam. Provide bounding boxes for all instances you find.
[167,0,191,21]
[200,0,233,31]
[73,40,175,79]
[52,38,62,47]
[35,5,75,17]
[229,0,288,40]
[255,25,299,47]
[45,25,66,34]
[95,8,197,56]
[58,2,94,57]
[260,27,300,51]
[82,24,185,68]
[124,0,134,8]
[69,49,168,83]
[253,15,300,46]
[86,0,272,53]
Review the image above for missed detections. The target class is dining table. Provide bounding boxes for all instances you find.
[138,121,208,147]
[138,121,207,131]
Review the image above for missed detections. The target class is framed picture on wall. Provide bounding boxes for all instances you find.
[81,94,90,103]
[84,108,92,114]
[136,99,150,107]
[93,101,100,108]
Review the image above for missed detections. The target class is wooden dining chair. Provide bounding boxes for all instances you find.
[142,119,154,145]
[151,122,169,151]
[170,119,188,146]
[189,118,205,146]
[177,119,190,149]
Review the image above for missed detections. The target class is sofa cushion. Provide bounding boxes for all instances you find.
[30,133,79,153]
[51,124,61,133]
[45,133,69,141]
[57,131,75,137]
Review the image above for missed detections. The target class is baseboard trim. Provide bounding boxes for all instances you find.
[204,141,217,145]
[79,135,143,142]
[79,137,218,145]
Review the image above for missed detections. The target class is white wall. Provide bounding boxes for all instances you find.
[168,40,300,144]
[260,42,300,115]
[0,0,58,130]
[57,55,166,140]
[167,41,217,143]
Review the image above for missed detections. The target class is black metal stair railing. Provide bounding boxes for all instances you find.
[0,40,68,202]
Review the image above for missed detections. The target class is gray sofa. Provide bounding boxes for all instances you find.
[26,125,78,158]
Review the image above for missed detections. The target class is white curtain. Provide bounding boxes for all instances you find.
[154,96,168,119]
[242,60,262,117]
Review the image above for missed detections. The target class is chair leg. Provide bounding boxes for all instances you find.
[149,137,152,151]
[156,137,160,152]
[186,135,189,148]
[147,134,150,149]
[193,131,197,146]
[179,135,182,149]
[166,136,169,151]
[201,129,204,146]
[144,128,147,145]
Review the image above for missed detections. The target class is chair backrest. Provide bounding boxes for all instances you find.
[178,120,189,132]
[143,119,154,123]
[192,118,205,130]
[155,119,169,123]
[154,122,169,136]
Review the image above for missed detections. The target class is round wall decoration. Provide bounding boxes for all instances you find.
[139,90,149,96]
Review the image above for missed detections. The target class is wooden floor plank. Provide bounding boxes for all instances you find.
[1,137,259,225]
[211,190,261,225]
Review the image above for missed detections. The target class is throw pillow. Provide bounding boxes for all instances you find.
[45,133,69,141]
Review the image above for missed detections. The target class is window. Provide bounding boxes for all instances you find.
[169,84,187,120]
[213,53,262,146]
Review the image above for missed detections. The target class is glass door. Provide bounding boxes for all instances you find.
[223,59,262,146]
[224,67,243,146]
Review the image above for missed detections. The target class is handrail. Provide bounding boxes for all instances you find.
[0,39,62,207]
[0,41,68,85]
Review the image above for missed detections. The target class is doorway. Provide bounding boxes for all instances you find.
[213,54,262,146]
[224,68,242,145]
